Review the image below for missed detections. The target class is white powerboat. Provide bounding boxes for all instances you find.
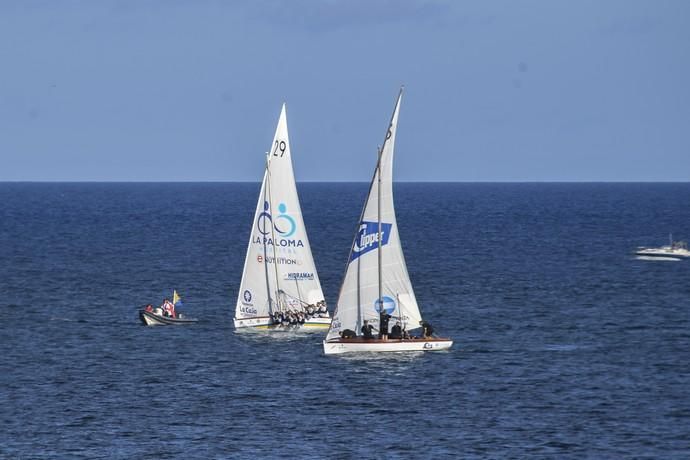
[636,234,690,259]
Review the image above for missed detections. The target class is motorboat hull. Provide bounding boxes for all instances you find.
[323,337,453,355]
[234,315,331,331]
[139,309,198,326]
[635,249,690,259]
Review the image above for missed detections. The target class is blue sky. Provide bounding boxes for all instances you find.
[0,0,688,181]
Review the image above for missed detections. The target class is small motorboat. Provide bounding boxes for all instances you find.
[635,234,690,260]
[139,308,198,326]
[139,290,198,326]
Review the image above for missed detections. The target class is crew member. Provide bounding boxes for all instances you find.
[340,329,357,339]
[361,320,374,339]
[161,298,175,318]
[379,310,391,341]
[420,320,434,338]
[390,321,402,339]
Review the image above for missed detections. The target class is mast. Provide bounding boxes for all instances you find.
[377,146,383,318]
[261,159,274,315]
[375,87,403,320]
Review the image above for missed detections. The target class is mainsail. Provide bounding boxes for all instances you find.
[326,89,422,341]
[235,104,325,322]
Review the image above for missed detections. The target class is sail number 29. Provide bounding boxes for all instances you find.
[273,140,287,157]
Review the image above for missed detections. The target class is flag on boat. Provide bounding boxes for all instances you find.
[173,290,183,308]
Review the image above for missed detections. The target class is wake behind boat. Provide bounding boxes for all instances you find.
[139,290,198,326]
[635,234,690,260]
[323,88,452,355]
[233,104,330,331]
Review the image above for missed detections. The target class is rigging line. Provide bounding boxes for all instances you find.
[281,288,309,307]
[396,292,405,334]
[294,276,303,306]
[265,158,283,311]
[325,156,377,337]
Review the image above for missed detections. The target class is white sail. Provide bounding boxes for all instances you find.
[326,89,422,341]
[235,104,326,324]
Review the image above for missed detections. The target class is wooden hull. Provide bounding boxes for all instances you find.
[323,337,453,355]
[234,315,331,331]
[139,310,198,326]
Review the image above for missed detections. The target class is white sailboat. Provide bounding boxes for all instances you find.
[323,88,453,354]
[234,104,330,330]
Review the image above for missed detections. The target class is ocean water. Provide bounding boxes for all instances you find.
[1,182,689,459]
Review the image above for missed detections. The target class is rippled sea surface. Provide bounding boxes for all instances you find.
[1,183,689,459]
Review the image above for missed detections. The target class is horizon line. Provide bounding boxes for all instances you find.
[1,180,689,184]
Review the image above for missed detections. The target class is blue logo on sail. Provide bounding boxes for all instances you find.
[374,296,396,314]
[257,201,296,237]
[254,201,304,248]
[350,221,392,261]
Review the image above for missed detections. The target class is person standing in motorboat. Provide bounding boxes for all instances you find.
[161,298,175,317]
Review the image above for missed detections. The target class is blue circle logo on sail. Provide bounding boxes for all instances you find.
[274,203,296,237]
[256,201,296,237]
[257,201,272,235]
[374,296,396,314]
[243,290,252,303]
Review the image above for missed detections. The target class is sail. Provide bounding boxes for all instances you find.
[327,89,422,341]
[235,104,325,321]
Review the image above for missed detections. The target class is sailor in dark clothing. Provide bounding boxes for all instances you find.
[340,329,357,339]
[378,311,392,340]
[361,320,374,339]
[420,320,434,338]
[389,321,402,339]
